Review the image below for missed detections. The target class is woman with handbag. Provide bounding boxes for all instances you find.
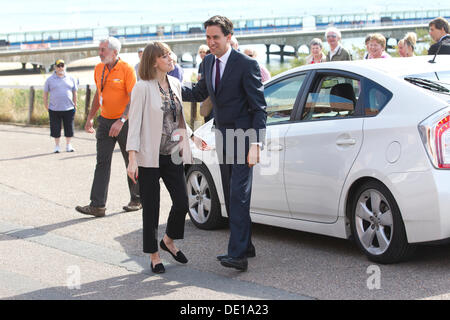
[126,42,207,273]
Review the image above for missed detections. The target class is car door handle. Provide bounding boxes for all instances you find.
[267,144,283,151]
[336,138,356,146]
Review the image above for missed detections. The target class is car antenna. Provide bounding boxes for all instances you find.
[429,34,450,64]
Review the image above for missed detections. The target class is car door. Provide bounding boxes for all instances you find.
[250,73,308,218]
[283,71,364,223]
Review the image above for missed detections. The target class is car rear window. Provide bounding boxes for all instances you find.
[362,79,393,116]
[405,72,450,91]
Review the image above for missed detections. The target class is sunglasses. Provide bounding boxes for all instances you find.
[327,34,337,38]
[56,64,65,67]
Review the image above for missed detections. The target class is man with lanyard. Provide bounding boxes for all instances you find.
[76,37,141,217]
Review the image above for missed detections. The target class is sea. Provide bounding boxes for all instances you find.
[1,0,448,69]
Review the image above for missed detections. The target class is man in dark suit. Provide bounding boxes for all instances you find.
[428,17,450,55]
[182,15,267,272]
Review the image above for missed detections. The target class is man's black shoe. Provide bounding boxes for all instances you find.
[217,245,255,261]
[220,257,248,271]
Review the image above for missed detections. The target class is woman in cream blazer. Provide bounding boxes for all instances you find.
[126,42,205,274]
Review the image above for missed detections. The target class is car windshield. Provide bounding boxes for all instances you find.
[404,71,450,95]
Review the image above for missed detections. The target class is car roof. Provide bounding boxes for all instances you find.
[277,55,450,80]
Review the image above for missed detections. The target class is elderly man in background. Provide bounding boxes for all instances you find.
[43,59,78,153]
[428,17,450,55]
[76,37,141,217]
[325,27,352,61]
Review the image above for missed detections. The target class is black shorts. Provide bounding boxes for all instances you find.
[49,109,75,138]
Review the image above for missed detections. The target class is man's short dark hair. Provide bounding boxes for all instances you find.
[429,17,449,33]
[204,15,234,36]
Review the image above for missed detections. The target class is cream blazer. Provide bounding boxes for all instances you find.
[126,76,193,168]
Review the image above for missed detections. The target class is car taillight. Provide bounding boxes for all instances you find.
[419,106,450,169]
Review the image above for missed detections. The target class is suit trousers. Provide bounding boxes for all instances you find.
[216,128,254,259]
[139,154,189,254]
[90,116,140,207]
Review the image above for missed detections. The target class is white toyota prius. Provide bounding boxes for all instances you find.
[185,55,450,264]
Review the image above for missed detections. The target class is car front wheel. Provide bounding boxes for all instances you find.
[185,164,226,230]
[350,181,415,264]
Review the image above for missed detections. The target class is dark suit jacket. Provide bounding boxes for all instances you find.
[182,49,267,144]
[428,36,450,55]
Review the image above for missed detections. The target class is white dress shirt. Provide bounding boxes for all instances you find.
[212,45,232,91]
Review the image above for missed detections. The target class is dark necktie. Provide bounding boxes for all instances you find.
[215,58,220,94]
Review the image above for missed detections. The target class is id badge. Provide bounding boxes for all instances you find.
[99,95,103,106]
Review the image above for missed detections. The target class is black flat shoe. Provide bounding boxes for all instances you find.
[160,239,188,264]
[151,262,165,274]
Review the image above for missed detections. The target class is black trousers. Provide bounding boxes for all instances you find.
[89,116,140,207]
[139,154,189,254]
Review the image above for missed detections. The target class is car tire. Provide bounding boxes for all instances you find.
[186,164,226,230]
[350,180,416,264]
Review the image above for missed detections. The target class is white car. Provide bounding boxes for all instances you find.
[185,55,450,264]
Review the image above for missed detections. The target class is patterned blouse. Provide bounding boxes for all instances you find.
[158,82,183,155]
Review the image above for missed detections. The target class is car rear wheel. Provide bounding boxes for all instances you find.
[350,181,415,264]
[186,164,226,230]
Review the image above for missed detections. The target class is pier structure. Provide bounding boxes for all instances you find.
[0,9,449,70]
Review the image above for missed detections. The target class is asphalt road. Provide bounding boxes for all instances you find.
[0,123,449,300]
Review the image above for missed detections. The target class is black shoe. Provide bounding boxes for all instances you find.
[151,262,165,274]
[160,239,188,264]
[217,245,256,261]
[220,257,248,271]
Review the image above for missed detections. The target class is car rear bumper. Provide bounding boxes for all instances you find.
[389,170,450,244]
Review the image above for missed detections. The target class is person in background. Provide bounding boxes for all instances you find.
[305,38,326,64]
[325,27,352,61]
[428,17,450,55]
[368,33,391,59]
[168,52,184,83]
[363,34,372,59]
[126,42,207,274]
[75,37,141,217]
[196,45,214,122]
[397,32,417,57]
[243,47,271,82]
[43,59,77,153]
[135,48,144,81]
[230,35,239,51]
[197,44,210,82]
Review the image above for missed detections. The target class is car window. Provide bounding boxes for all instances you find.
[264,74,306,124]
[436,71,450,90]
[363,79,393,116]
[301,76,361,121]
[405,71,450,91]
